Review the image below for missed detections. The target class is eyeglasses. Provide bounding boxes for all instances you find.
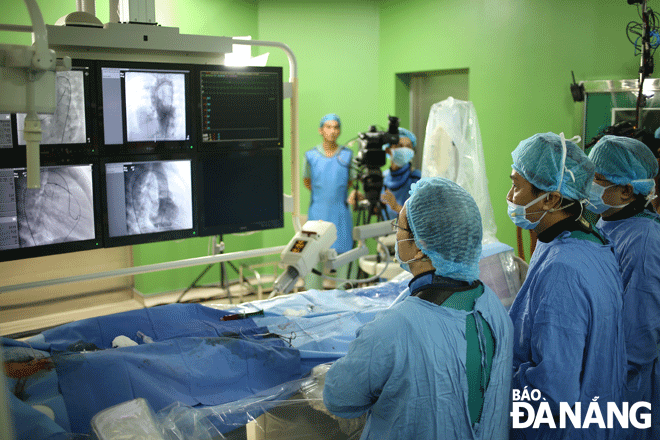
[390,218,413,233]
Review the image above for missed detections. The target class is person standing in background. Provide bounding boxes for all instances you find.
[303,113,355,289]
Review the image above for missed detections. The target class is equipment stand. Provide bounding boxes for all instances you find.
[349,199,390,280]
[177,236,239,304]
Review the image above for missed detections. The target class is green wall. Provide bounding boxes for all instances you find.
[378,0,642,251]
[2,0,649,293]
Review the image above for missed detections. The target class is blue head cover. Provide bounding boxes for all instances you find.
[383,127,417,150]
[405,177,482,282]
[398,127,417,149]
[588,135,658,195]
[511,132,595,201]
[655,126,660,139]
[320,113,341,128]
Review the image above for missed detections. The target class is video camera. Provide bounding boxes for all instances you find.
[354,116,400,211]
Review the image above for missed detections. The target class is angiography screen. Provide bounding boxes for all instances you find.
[104,159,193,242]
[100,64,191,151]
[15,69,88,146]
[124,71,186,142]
[0,164,96,254]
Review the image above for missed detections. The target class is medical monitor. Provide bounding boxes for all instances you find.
[197,148,283,236]
[14,60,96,158]
[0,160,102,261]
[102,156,196,247]
[0,114,13,149]
[99,61,195,155]
[199,66,283,150]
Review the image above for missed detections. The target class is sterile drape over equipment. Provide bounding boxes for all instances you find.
[421,97,525,309]
[422,97,498,245]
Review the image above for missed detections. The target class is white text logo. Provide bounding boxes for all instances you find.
[511,388,651,429]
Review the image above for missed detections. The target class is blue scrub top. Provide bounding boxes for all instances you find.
[509,231,626,440]
[323,280,513,440]
[381,163,421,220]
[598,211,660,440]
[305,146,354,254]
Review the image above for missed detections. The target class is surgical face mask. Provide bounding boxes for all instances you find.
[394,238,417,272]
[587,182,628,214]
[507,193,550,230]
[390,148,415,167]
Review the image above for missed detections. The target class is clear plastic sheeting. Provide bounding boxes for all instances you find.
[91,364,365,440]
[478,246,528,311]
[91,398,165,440]
[422,97,498,244]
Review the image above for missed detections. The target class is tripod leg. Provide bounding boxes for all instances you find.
[220,262,233,304]
[177,263,215,303]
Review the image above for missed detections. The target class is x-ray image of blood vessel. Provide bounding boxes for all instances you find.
[16,70,87,145]
[15,165,95,247]
[125,72,186,142]
[124,161,192,235]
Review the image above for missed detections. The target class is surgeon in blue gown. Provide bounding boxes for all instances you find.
[304,113,355,255]
[588,135,660,440]
[324,177,514,440]
[507,133,626,440]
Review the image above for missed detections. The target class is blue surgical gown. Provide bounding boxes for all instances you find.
[380,163,421,220]
[509,231,626,440]
[598,212,660,440]
[323,284,513,440]
[305,146,354,254]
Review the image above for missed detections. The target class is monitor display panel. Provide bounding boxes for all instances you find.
[0,113,13,149]
[199,66,283,150]
[0,161,102,261]
[197,148,283,236]
[14,60,96,157]
[99,62,195,154]
[102,156,196,247]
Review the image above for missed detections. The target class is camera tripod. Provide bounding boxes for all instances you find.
[348,197,392,281]
[176,235,249,304]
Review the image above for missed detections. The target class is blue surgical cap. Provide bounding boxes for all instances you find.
[405,177,482,282]
[398,127,417,149]
[320,113,341,128]
[588,135,659,196]
[511,132,595,201]
[383,127,417,150]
